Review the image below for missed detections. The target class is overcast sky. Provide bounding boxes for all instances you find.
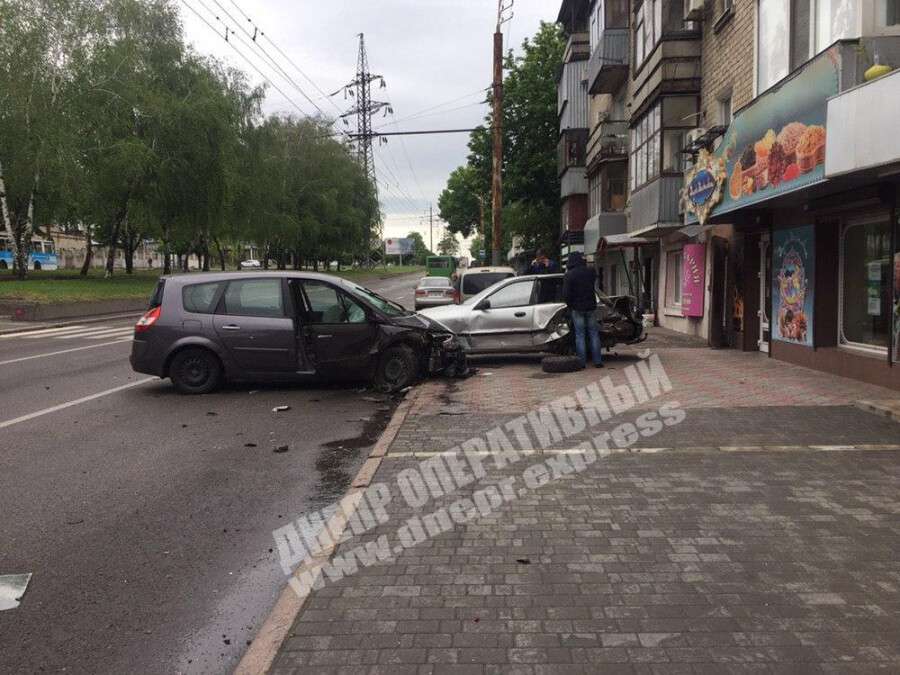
[178,0,553,257]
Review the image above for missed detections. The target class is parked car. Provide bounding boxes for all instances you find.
[240,259,262,269]
[453,266,516,303]
[414,276,456,310]
[130,272,466,394]
[420,273,645,354]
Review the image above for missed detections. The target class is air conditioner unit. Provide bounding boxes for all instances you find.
[684,0,706,21]
[685,127,707,149]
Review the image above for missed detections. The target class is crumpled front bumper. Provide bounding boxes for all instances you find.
[427,333,470,377]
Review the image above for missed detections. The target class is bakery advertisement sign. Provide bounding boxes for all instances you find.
[773,225,815,347]
[687,47,840,222]
[681,244,706,318]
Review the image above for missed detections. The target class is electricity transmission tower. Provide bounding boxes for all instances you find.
[339,34,391,260]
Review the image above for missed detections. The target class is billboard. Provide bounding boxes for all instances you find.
[685,47,841,223]
[773,225,815,347]
[384,238,414,256]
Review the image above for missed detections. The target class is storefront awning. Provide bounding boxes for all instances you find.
[683,46,841,224]
[601,234,653,249]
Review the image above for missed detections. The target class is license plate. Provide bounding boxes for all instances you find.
[428,291,443,296]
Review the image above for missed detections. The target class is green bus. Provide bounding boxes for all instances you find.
[425,255,457,278]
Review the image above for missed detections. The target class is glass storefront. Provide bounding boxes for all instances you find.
[840,219,892,352]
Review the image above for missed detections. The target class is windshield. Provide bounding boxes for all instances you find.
[346,282,409,316]
[461,272,513,297]
[419,277,451,288]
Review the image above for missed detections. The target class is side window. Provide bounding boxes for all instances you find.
[222,278,284,317]
[536,278,564,304]
[487,280,536,309]
[303,281,367,324]
[183,281,224,314]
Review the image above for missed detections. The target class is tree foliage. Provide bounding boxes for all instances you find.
[0,0,379,277]
[437,22,564,259]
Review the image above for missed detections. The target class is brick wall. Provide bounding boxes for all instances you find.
[699,0,756,125]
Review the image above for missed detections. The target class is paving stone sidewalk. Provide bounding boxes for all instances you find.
[271,345,900,674]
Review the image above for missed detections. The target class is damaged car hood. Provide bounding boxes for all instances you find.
[390,312,454,334]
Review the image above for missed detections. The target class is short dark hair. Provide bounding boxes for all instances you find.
[535,249,546,258]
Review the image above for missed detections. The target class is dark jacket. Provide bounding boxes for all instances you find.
[562,253,597,313]
[528,258,559,275]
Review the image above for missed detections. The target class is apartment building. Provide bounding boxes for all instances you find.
[680,0,900,389]
[557,0,900,389]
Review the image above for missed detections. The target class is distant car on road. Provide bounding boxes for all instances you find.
[130,272,465,394]
[414,276,455,310]
[240,259,262,269]
[453,266,516,303]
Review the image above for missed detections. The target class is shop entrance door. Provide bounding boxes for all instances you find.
[758,234,771,353]
[709,237,729,349]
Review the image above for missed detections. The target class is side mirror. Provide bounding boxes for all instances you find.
[475,299,491,311]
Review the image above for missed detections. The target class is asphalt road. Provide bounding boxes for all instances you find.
[0,271,423,674]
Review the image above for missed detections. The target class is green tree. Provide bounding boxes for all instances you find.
[437,232,460,256]
[406,231,433,265]
[437,22,564,259]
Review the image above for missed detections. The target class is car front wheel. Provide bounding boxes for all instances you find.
[169,348,223,395]
[374,344,419,392]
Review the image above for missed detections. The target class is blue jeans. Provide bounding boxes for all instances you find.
[570,310,602,366]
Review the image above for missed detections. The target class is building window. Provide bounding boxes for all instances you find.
[757,0,860,94]
[590,0,630,53]
[718,94,733,125]
[634,0,661,68]
[603,162,627,212]
[630,104,660,190]
[630,97,698,191]
[839,219,892,352]
[879,0,900,26]
[665,249,683,309]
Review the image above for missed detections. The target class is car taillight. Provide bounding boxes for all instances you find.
[135,306,161,333]
[444,289,455,297]
[415,289,427,297]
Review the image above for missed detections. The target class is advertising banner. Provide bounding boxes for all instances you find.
[384,238,413,256]
[773,225,815,347]
[681,244,706,318]
[684,47,841,223]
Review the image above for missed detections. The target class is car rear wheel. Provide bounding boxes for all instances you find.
[374,344,419,392]
[169,348,223,395]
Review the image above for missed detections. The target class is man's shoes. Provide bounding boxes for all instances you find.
[594,363,604,368]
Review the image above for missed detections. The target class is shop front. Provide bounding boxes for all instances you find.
[682,43,900,389]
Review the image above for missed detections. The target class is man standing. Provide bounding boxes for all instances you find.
[529,249,559,275]
[562,251,603,369]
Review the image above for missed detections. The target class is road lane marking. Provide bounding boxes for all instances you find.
[0,325,89,339]
[54,327,133,340]
[0,338,133,366]
[50,326,130,339]
[0,377,156,430]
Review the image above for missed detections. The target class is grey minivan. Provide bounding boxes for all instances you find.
[130,272,465,394]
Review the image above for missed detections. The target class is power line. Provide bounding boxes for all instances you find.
[194,0,327,118]
[372,88,489,130]
[180,0,310,118]
[227,0,346,119]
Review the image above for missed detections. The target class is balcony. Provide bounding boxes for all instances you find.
[558,129,587,178]
[563,31,590,64]
[587,119,628,169]
[587,29,629,95]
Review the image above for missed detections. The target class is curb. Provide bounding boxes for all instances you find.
[0,312,143,336]
[856,399,900,424]
[233,387,419,675]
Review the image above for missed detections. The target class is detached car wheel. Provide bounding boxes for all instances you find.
[374,344,419,392]
[169,348,222,395]
[541,355,584,374]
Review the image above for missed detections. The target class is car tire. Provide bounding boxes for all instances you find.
[374,344,419,392]
[541,355,583,374]
[169,348,223,395]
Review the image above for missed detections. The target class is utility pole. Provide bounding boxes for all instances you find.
[429,203,434,253]
[340,34,392,265]
[492,0,514,266]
